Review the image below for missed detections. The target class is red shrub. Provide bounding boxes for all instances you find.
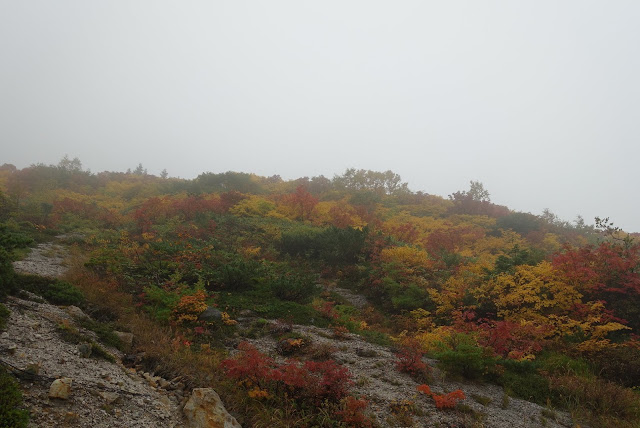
[432,390,465,409]
[336,396,373,427]
[395,341,431,381]
[417,384,466,409]
[222,342,353,403]
[220,342,274,388]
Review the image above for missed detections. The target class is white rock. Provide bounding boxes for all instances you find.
[183,388,241,428]
[49,377,73,400]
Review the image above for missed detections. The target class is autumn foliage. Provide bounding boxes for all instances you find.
[5,160,640,427]
[222,342,353,403]
[417,384,466,409]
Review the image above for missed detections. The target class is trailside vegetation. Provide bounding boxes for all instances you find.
[1,159,639,427]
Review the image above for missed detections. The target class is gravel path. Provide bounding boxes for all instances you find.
[4,239,184,428]
[12,241,69,278]
[1,295,183,428]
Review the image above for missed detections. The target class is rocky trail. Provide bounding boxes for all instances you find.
[238,319,574,428]
[2,239,578,427]
[2,239,238,428]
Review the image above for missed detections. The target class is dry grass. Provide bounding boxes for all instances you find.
[550,375,640,428]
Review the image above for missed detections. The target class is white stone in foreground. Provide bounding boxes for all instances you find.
[183,388,241,428]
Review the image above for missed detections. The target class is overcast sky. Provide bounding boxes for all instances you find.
[1,1,639,231]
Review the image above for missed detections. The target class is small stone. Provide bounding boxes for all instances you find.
[4,343,17,354]
[158,378,170,389]
[49,377,72,400]
[198,306,222,322]
[159,395,171,407]
[78,343,92,358]
[98,391,120,405]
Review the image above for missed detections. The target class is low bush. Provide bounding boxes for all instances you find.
[417,384,466,409]
[222,341,353,404]
[336,396,374,427]
[0,248,17,299]
[395,341,432,383]
[432,334,494,380]
[0,365,29,428]
[539,352,592,377]
[550,375,640,425]
[498,365,550,405]
[15,274,84,306]
[76,318,123,350]
[56,321,115,362]
[280,225,367,266]
[269,273,318,303]
[213,256,262,291]
[0,303,9,331]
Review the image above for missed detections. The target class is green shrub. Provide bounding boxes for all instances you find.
[269,273,318,303]
[498,360,550,405]
[56,322,116,362]
[432,334,494,380]
[0,366,29,427]
[214,256,262,291]
[359,329,392,346]
[0,248,17,300]
[540,352,592,378]
[0,303,9,331]
[56,321,86,344]
[15,274,84,306]
[90,343,116,363]
[142,285,182,321]
[76,318,122,350]
[280,226,367,266]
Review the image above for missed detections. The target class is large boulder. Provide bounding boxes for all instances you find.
[49,377,72,400]
[65,306,88,319]
[183,388,241,428]
[198,307,222,322]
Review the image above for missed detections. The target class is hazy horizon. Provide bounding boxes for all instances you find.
[2,2,639,232]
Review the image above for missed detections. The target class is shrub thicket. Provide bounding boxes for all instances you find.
[0,366,29,427]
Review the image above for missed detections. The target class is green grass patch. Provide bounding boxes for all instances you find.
[471,393,492,406]
[56,322,116,362]
[90,343,116,363]
[358,329,392,346]
[76,318,122,350]
[56,321,86,344]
